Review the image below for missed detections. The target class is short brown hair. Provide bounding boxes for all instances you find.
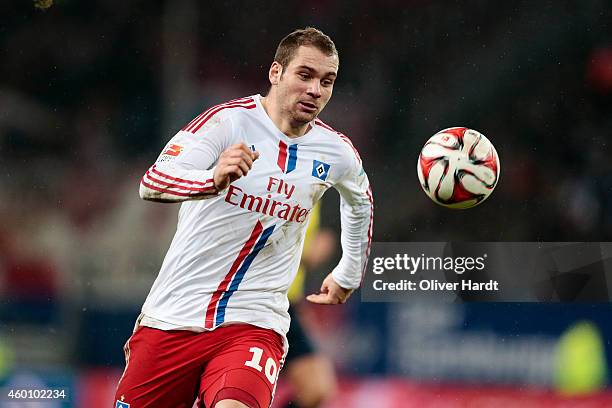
[274,27,338,69]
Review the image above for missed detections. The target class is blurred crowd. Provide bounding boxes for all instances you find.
[1,0,611,372]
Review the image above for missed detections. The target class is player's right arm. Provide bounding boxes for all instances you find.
[139,116,257,202]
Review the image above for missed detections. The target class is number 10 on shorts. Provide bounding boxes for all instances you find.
[244,347,278,384]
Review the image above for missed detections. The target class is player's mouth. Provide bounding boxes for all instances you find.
[298,101,318,113]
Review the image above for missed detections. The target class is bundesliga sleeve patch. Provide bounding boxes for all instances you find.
[312,160,330,181]
[163,144,184,156]
[115,400,130,408]
[158,144,184,162]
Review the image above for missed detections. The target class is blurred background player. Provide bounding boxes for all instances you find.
[282,203,338,408]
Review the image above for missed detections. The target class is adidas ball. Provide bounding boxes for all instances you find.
[417,127,500,209]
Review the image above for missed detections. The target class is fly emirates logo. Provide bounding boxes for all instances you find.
[224,177,311,223]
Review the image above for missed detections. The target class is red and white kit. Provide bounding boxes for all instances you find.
[138,94,373,340]
[116,94,373,407]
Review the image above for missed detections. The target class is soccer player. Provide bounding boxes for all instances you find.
[115,27,373,408]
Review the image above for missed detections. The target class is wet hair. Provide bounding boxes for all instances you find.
[273,27,338,70]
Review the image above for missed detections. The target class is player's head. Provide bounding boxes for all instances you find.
[268,27,339,125]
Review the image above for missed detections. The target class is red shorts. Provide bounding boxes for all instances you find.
[114,324,285,408]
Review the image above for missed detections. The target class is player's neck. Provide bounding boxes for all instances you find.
[261,96,310,138]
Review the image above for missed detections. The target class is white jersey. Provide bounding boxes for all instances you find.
[138,94,373,340]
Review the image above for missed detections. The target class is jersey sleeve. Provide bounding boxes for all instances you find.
[139,115,236,202]
[331,143,374,290]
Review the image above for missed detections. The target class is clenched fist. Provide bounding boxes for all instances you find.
[213,143,259,191]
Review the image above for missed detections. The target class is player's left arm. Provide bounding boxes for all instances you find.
[307,144,373,305]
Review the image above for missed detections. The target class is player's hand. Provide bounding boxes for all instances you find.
[213,143,259,191]
[306,273,354,305]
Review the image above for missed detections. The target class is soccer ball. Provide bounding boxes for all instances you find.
[417,127,500,209]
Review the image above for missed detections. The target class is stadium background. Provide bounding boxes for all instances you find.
[1,0,612,406]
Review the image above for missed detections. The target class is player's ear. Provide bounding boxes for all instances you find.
[269,62,282,85]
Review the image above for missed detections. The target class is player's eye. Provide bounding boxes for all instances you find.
[298,73,310,80]
[322,79,334,87]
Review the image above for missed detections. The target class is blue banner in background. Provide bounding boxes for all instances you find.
[339,301,611,392]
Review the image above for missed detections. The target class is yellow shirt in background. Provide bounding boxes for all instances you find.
[287,203,320,303]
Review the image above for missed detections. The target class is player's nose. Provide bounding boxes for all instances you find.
[307,81,322,98]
